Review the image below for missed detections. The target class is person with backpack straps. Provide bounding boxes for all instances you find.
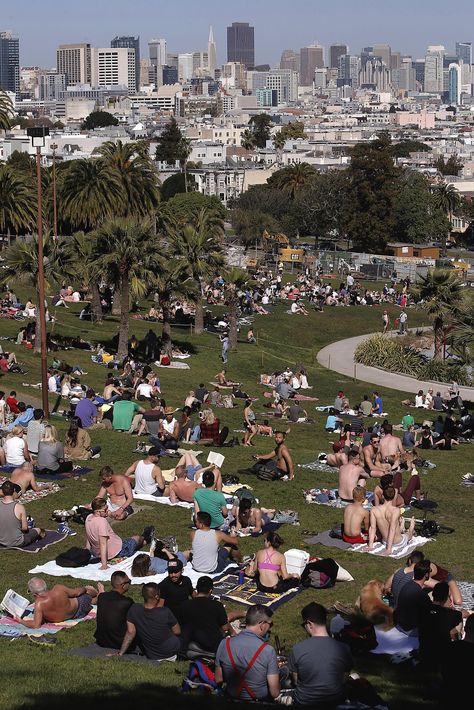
[214,604,280,701]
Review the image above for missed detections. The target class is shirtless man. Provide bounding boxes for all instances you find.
[102,378,122,402]
[124,449,169,498]
[342,486,370,544]
[338,450,370,501]
[362,433,391,478]
[169,464,200,503]
[214,369,239,387]
[368,486,415,556]
[254,431,294,480]
[8,462,51,495]
[14,577,103,628]
[97,466,134,520]
[326,450,348,468]
[379,424,405,465]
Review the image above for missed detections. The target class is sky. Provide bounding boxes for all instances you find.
[3,0,474,68]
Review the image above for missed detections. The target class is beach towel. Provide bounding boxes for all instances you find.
[303,531,352,550]
[457,580,474,611]
[211,573,302,610]
[304,488,374,510]
[370,626,419,656]
[68,644,162,664]
[132,493,194,509]
[155,361,190,369]
[293,394,319,401]
[0,477,60,503]
[30,551,237,584]
[35,466,93,481]
[298,460,338,474]
[0,606,96,638]
[0,529,68,553]
[349,535,432,559]
[235,522,282,537]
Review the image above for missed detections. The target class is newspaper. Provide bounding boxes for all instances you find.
[1,589,29,618]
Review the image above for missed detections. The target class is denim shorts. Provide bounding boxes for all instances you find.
[186,464,201,480]
[118,538,139,557]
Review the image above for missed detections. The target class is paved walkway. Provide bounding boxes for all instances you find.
[317,330,474,400]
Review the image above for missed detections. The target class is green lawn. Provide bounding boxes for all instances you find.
[0,293,470,709]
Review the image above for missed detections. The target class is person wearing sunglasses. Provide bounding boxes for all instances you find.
[94,571,135,651]
[287,602,352,707]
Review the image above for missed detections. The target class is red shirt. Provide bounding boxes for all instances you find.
[0,358,9,373]
[200,419,221,445]
[6,396,19,413]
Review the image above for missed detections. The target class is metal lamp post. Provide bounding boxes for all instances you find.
[27,126,50,417]
[50,142,58,241]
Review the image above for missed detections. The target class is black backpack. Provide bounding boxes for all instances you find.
[301,558,338,589]
[55,547,91,568]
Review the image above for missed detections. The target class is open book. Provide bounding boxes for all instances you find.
[1,589,29,618]
[207,451,225,469]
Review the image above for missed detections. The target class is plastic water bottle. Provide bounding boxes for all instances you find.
[27,516,34,529]
[238,569,245,585]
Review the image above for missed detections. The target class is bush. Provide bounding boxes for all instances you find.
[354,334,473,385]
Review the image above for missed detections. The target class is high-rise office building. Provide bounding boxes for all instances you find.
[57,43,91,86]
[91,47,136,93]
[0,31,20,96]
[162,65,178,85]
[208,26,217,76]
[148,38,167,87]
[227,22,254,68]
[111,36,140,91]
[372,44,391,68]
[38,72,67,101]
[391,57,415,91]
[448,63,462,104]
[455,42,472,66]
[329,44,348,69]
[178,53,194,82]
[264,69,298,103]
[359,58,391,91]
[338,54,360,88]
[300,44,324,85]
[424,45,445,92]
[280,49,300,72]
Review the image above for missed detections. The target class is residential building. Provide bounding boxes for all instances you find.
[329,44,348,69]
[256,87,278,106]
[91,47,136,93]
[227,22,255,68]
[20,66,41,97]
[0,31,20,96]
[300,44,324,85]
[111,36,140,91]
[57,43,91,86]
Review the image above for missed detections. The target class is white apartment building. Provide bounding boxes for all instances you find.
[91,48,136,93]
[178,53,194,82]
[189,141,225,165]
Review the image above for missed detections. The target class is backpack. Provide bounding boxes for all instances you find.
[234,487,258,505]
[273,510,299,524]
[222,474,240,486]
[301,558,338,589]
[335,620,378,654]
[181,660,220,695]
[55,546,91,568]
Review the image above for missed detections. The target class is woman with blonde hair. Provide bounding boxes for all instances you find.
[1,426,30,467]
[37,424,73,475]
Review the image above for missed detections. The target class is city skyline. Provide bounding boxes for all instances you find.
[3,0,474,69]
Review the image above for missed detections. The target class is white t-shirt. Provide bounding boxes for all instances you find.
[48,376,58,393]
[290,302,298,313]
[162,417,177,435]
[4,436,26,466]
[136,383,153,398]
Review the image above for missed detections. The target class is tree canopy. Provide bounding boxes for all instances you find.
[81,111,119,130]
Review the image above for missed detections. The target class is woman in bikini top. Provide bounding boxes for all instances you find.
[249,531,293,590]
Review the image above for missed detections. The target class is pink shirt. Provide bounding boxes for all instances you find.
[85,514,122,559]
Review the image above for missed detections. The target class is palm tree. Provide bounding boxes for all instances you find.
[415,269,464,360]
[168,209,225,334]
[451,293,474,363]
[62,232,103,322]
[0,236,63,352]
[92,219,160,359]
[432,183,461,256]
[267,162,316,199]
[94,139,160,216]
[176,136,192,193]
[0,164,36,242]
[59,158,124,231]
[223,268,254,349]
[0,91,13,131]
[152,258,197,355]
[273,130,286,166]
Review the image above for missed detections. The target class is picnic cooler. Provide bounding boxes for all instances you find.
[284,549,310,576]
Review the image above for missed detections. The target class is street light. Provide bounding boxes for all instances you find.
[27,126,50,417]
[50,142,58,241]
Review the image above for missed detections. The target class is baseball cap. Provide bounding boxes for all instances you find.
[148,446,162,457]
[168,558,184,573]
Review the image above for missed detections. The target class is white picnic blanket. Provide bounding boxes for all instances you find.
[371,626,419,655]
[30,552,236,585]
[349,535,432,559]
[132,494,193,509]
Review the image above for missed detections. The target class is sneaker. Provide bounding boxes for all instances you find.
[28,634,57,646]
[91,453,101,459]
[141,526,155,544]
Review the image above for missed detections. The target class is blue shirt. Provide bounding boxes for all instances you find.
[7,408,34,432]
[75,398,97,428]
[325,415,338,429]
[373,396,383,414]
